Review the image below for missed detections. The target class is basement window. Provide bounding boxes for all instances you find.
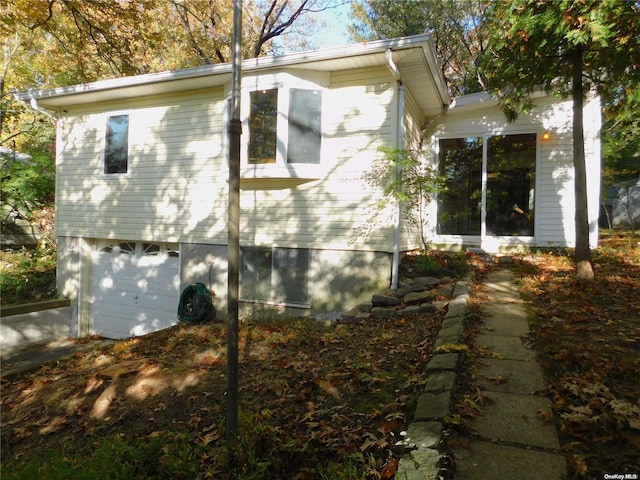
[241,247,310,306]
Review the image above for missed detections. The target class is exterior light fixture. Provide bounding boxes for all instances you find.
[541,131,551,141]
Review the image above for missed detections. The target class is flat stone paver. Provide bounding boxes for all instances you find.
[481,306,530,336]
[475,358,545,395]
[465,391,560,449]
[454,269,566,479]
[475,334,536,361]
[454,441,567,480]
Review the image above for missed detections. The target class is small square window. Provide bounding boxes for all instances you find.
[104,114,129,174]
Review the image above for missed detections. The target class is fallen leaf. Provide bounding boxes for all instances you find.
[39,416,67,435]
[380,458,399,479]
[313,378,341,400]
[537,408,554,424]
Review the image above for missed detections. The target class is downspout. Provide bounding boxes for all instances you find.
[386,49,404,290]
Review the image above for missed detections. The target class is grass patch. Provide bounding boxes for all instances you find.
[0,246,57,306]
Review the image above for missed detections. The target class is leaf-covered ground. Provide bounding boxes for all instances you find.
[1,311,444,479]
[515,240,640,478]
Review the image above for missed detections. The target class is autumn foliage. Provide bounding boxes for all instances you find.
[517,240,640,478]
[1,311,443,479]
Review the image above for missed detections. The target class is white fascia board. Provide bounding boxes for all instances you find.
[420,41,450,108]
[448,88,558,113]
[16,34,443,109]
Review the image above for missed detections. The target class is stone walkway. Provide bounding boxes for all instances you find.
[453,269,566,479]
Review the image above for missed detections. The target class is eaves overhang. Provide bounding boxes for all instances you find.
[16,34,450,116]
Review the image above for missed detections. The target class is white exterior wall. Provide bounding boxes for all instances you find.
[429,95,601,250]
[239,67,395,251]
[57,88,228,244]
[398,88,428,251]
[56,68,398,253]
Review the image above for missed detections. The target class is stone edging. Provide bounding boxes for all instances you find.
[395,274,473,480]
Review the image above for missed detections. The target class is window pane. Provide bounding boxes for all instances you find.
[486,134,536,236]
[287,89,321,164]
[167,243,180,258]
[142,243,160,256]
[119,242,135,255]
[437,137,483,235]
[273,248,309,305]
[105,114,129,174]
[241,248,272,301]
[249,90,278,164]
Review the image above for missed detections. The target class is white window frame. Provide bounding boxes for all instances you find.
[95,240,180,259]
[238,71,328,180]
[432,129,542,247]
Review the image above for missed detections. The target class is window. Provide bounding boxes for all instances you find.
[142,243,161,256]
[287,89,321,164]
[486,134,536,236]
[249,90,278,164]
[97,240,180,258]
[104,114,129,174]
[246,87,322,167]
[437,137,483,235]
[437,133,537,237]
[241,247,310,305]
[118,242,136,254]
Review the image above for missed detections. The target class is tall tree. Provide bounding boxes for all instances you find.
[1,0,332,223]
[349,0,489,96]
[482,0,640,282]
[1,0,330,142]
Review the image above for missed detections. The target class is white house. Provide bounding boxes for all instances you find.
[17,34,601,339]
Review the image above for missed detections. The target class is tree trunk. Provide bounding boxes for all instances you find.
[572,45,595,282]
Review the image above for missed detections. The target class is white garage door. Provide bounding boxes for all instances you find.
[91,240,180,339]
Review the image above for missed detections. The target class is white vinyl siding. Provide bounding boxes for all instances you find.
[55,67,417,253]
[56,89,228,244]
[429,95,601,249]
[238,67,397,252]
[400,88,429,251]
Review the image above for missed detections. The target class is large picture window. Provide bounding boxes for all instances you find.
[437,133,536,237]
[241,247,310,306]
[104,114,129,174]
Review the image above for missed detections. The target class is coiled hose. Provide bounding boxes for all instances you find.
[177,282,216,324]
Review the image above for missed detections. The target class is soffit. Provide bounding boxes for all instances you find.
[17,35,449,115]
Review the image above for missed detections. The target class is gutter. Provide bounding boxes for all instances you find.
[386,49,404,290]
[22,96,57,121]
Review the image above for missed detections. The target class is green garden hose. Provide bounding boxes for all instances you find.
[177,282,216,324]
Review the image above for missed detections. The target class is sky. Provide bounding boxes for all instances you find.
[307,1,356,49]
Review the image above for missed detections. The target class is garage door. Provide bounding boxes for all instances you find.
[91,240,180,339]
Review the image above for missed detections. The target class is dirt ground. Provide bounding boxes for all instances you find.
[1,311,444,478]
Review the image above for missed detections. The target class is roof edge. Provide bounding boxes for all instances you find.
[16,34,439,104]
